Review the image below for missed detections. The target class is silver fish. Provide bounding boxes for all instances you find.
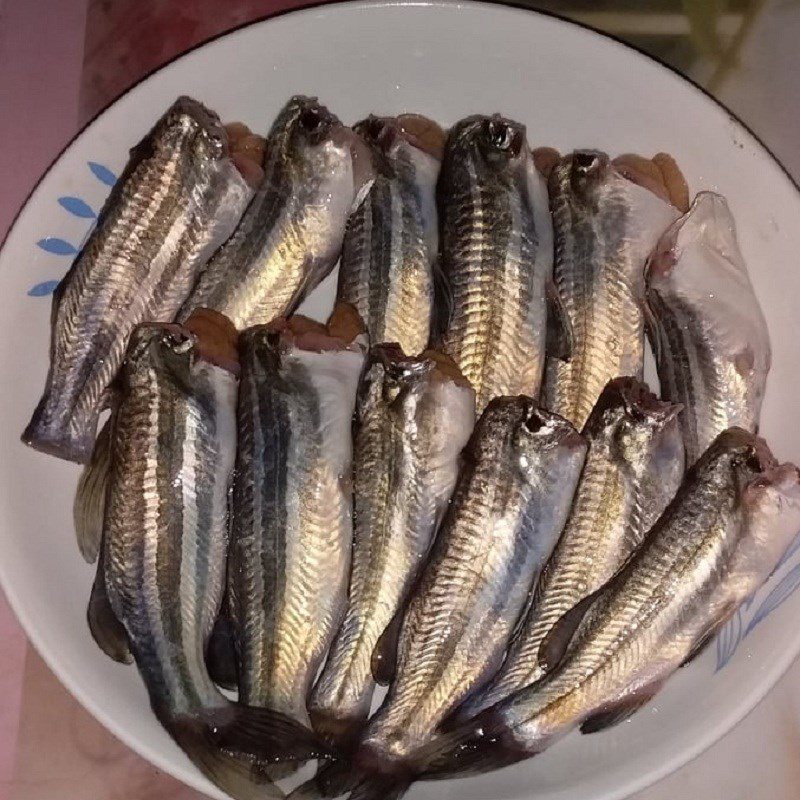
[336,115,443,354]
[354,398,586,774]
[434,115,554,413]
[100,311,301,800]
[542,151,680,430]
[229,305,366,730]
[646,191,771,465]
[308,344,475,747]
[22,97,252,464]
[431,429,800,778]
[458,377,684,717]
[179,96,374,329]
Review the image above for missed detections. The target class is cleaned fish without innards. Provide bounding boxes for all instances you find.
[23,97,253,465]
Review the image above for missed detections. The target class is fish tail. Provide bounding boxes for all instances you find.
[287,760,359,800]
[22,393,96,464]
[167,715,285,800]
[210,703,337,764]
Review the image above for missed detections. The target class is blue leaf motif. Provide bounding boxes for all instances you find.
[88,162,117,186]
[744,562,800,638]
[37,237,77,255]
[716,607,745,671]
[58,196,96,219]
[28,280,60,297]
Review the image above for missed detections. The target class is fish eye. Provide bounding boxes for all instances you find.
[745,451,764,472]
[524,410,545,433]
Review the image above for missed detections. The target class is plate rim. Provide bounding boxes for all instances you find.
[1,3,799,799]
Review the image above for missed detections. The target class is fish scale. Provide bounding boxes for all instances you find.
[454,379,683,719]
[230,321,365,728]
[427,429,800,781]
[543,152,679,430]
[309,346,474,747]
[435,115,551,413]
[645,195,770,465]
[24,97,251,469]
[336,116,439,355]
[181,96,372,330]
[355,398,586,771]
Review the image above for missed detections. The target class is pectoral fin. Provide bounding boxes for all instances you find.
[545,281,573,361]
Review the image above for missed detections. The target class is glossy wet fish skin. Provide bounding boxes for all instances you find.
[646,191,771,465]
[180,96,371,329]
[336,117,440,355]
[356,398,586,769]
[433,429,800,776]
[435,115,553,412]
[22,97,251,464]
[459,378,684,717]
[230,324,365,727]
[100,322,286,799]
[542,151,679,430]
[308,345,475,745]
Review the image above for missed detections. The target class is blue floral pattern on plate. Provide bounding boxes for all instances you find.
[716,529,800,670]
[29,161,116,297]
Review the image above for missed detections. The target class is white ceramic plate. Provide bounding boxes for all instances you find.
[2,3,800,799]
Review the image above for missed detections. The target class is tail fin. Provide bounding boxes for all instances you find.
[211,704,336,764]
[287,761,358,800]
[169,716,285,800]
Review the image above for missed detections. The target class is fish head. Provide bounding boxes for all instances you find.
[123,322,201,395]
[273,96,375,202]
[155,96,229,165]
[470,397,585,483]
[740,462,800,579]
[589,377,685,470]
[447,114,529,173]
[645,192,772,389]
[552,150,613,208]
[359,344,436,432]
[698,429,800,597]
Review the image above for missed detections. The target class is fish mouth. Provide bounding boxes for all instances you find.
[483,115,526,157]
[568,149,611,196]
[290,95,339,143]
[521,404,585,450]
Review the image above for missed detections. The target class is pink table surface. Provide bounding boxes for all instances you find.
[2,1,800,799]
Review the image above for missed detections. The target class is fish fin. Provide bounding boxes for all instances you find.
[287,761,358,800]
[641,294,663,366]
[430,255,453,347]
[86,546,132,664]
[545,280,573,361]
[207,605,238,691]
[212,706,336,763]
[538,589,605,672]
[580,683,663,734]
[371,609,404,685]
[168,715,285,800]
[681,600,738,668]
[74,415,114,563]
